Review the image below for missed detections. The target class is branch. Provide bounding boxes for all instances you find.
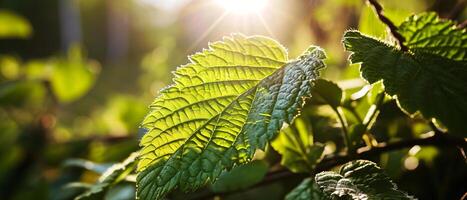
[366,0,409,51]
[315,131,466,172]
[192,132,466,199]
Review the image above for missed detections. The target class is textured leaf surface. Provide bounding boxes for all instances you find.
[343,31,467,136]
[398,12,467,61]
[315,160,414,200]
[76,153,137,200]
[271,118,324,173]
[285,178,328,200]
[137,35,326,200]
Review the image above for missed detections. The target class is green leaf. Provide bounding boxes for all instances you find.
[211,160,268,193]
[312,79,343,109]
[315,160,415,200]
[137,34,326,200]
[343,30,467,136]
[76,153,137,200]
[398,12,467,61]
[271,118,324,173]
[0,10,32,39]
[50,45,99,103]
[285,178,328,200]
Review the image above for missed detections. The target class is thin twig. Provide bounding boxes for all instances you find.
[458,19,467,29]
[447,0,467,20]
[314,131,466,172]
[366,0,409,51]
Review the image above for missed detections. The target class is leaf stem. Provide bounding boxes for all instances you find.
[333,107,351,150]
[366,0,409,51]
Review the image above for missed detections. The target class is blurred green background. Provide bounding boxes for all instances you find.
[0,0,466,199]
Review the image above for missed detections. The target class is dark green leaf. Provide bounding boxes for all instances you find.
[398,12,467,61]
[343,30,467,136]
[315,160,415,200]
[311,79,343,109]
[285,178,328,200]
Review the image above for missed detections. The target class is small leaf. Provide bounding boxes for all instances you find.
[0,10,32,39]
[315,160,415,200]
[285,178,328,200]
[211,160,268,193]
[76,153,137,200]
[343,30,467,136]
[271,118,324,173]
[398,12,467,61]
[137,34,326,200]
[311,79,343,109]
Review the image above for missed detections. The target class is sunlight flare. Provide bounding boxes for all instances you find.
[214,0,267,14]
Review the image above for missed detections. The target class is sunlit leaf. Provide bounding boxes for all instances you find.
[315,160,415,199]
[398,12,467,61]
[137,34,326,200]
[271,118,324,173]
[285,178,328,200]
[76,153,137,200]
[0,10,32,39]
[211,160,268,193]
[343,30,467,136]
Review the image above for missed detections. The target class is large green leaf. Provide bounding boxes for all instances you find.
[75,153,137,200]
[285,178,328,200]
[343,30,467,136]
[137,35,326,200]
[315,160,414,200]
[271,118,324,173]
[398,12,467,61]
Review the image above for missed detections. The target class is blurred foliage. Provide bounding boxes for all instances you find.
[0,0,465,199]
[0,10,32,39]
